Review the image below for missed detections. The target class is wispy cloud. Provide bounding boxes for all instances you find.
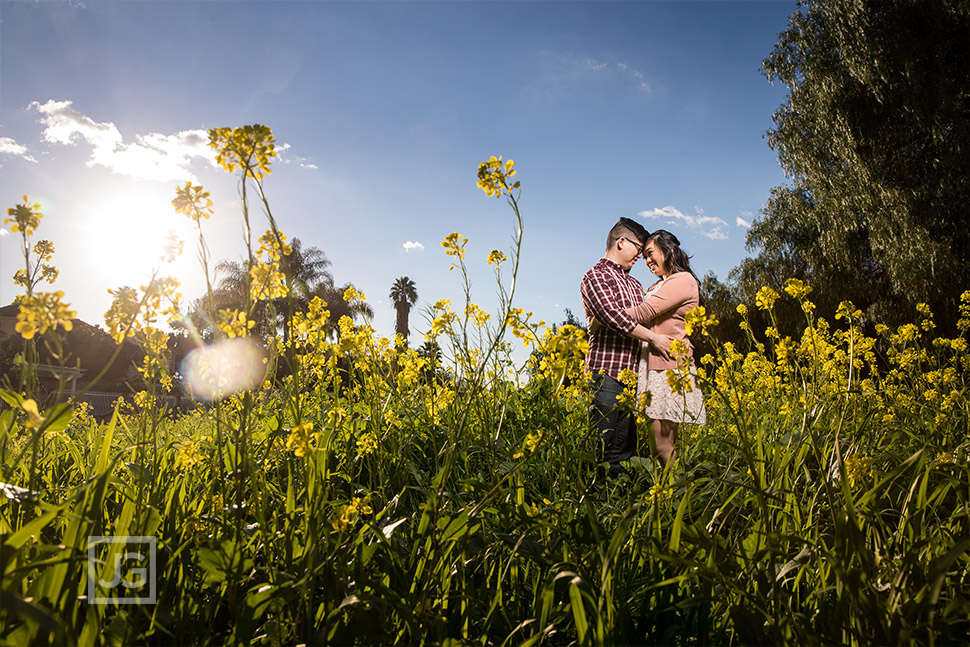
[639,205,728,240]
[0,137,37,163]
[276,142,317,169]
[402,241,424,252]
[31,99,215,182]
[736,212,752,229]
[583,57,652,93]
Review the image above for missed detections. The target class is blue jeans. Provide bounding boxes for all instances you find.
[590,372,638,478]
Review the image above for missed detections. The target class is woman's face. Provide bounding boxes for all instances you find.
[643,241,667,277]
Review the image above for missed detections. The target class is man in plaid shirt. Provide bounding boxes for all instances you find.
[581,217,664,478]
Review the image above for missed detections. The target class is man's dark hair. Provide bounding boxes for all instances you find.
[606,217,649,251]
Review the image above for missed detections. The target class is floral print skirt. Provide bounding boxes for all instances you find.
[638,365,707,425]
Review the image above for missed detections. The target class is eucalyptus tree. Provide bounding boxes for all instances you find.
[740,0,970,327]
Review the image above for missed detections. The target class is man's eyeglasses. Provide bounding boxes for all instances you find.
[623,237,645,255]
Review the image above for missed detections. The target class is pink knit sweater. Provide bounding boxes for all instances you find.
[628,271,700,370]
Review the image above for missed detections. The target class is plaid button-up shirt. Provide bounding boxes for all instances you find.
[580,257,645,379]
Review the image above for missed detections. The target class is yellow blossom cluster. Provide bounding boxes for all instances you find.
[171,182,214,222]
[513,429,545,460]
[357,432,379,456]
[844,454,877,488]
[505,307,544,348]
[216,309,256,339]
[684,306,719,337]
[208,124,276,180]
[755,286,780,311]
[465,302,491,328]
[177,441,207,470]
[427,299,458,340]
[486,249,507,266]
[534,324,589,387]
[645,483,670,505]
[286,422,318,457]
[332,496,373,532]
[476,156,519,198]
[4,195,43,236]
[615,368,639,411]
[441,232,468,272]
[15,292,76,340]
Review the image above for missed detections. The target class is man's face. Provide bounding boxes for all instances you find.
[617,236,643,270]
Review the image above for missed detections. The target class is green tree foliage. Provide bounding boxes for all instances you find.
[737,0,970,331]
[389,276,418,344]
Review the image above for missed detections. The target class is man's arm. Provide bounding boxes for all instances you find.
[581,269,639,333]
[629,323,672,360]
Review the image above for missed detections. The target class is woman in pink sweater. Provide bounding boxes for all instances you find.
[627,229,707,467]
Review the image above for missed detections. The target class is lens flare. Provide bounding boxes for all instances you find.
[180,337,266,401]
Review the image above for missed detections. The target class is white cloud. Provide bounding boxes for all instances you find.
[0,227,10,237]
[403,241,424,252]
[30,99,216,182]
[736,215,752,228]
[0,137,37,162]
[639,205,729,240]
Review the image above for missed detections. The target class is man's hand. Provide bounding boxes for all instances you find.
[630,325,675,361]
[648,333,675,361]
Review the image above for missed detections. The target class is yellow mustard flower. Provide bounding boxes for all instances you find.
[216,309,255,339]
[177,441,206,470]
[476,156,519,198]
[487,249,507,266]
[286,422,317,457]
[357,432,379,456]
[208,124,276,180]
[783,278,813,300]
[441,232,467,262]
[4,195,43,236]
[755,286,780,311]
[645,484,670,504]
[16,291,76,339]
[21,399,45,428]
[171,182,214,222]
[845,454,876,488]
[684,306,719,337]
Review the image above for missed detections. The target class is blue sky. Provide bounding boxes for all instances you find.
[1,0,795,363]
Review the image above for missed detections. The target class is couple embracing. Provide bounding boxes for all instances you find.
[580,217,707,479]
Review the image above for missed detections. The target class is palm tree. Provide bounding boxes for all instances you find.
[311,279,374,341]
[286,237,333,310]
[389,276,418,345]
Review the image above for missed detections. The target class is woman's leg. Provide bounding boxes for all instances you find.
[652,419,679,466]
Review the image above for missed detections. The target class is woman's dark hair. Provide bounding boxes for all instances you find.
[647,229,704,305]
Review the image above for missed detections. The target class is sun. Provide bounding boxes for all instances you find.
[80,184,197,290]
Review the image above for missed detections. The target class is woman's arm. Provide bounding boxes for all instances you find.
[629,272,697,323]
